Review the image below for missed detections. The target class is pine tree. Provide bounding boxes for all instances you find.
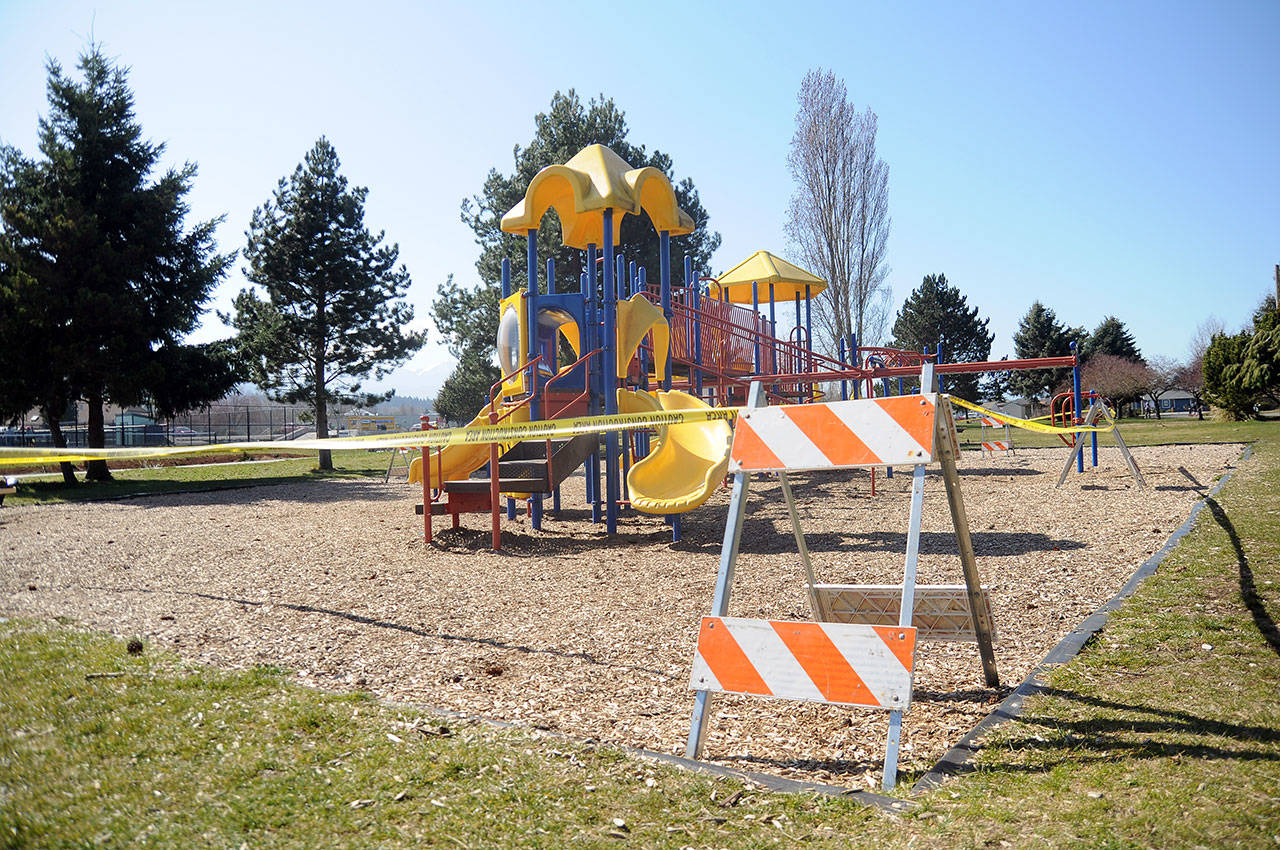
[0,46,235,482]
[226,138,424,470]
[1008,302,1087,401]
[890,274,993,400]
[1086,316,1142,361]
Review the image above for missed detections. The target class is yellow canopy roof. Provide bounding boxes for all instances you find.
[709,251,827,303]
[500,144,695,249]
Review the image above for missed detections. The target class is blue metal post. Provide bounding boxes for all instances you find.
[688,256,703,398]
[768,282,777,377]
[751,281,761,375]
[527,230,542,531]
[659,231,672,392]
[586,247,602,524]
[849,333,858,399]
[804,284,813,365]
[937,343,945,394]
[603,210,619,534]
[581,269,597,516]
[1090,388,1099,467]
[1071,341,1083,474]
[838,338,848,400]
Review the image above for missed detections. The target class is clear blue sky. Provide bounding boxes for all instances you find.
[2,0,1276,399]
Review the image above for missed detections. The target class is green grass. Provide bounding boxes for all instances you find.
[0,621,888,848]
[3,419,1279,846]
[2,449,393,506]
[914,420,1280,846]
[957,414,1279,450]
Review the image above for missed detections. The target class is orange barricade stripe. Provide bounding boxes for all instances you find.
[874,395,936,455]
[771,621,877,706]
[780,404,877,467]
[698,618,772,696]
[873,625,917,673]
[728,417,786,472]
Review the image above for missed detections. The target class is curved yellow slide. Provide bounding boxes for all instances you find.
[625,390,732,515]
[408,403,530,490]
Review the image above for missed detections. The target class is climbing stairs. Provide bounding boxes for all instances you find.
[416,432,598,519]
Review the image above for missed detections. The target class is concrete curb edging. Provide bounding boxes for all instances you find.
[911,445,1253,793]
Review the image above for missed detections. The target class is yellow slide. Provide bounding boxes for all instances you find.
[624,390,732,515]
[408,403,530,489]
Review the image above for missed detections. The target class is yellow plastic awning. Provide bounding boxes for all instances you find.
[709,250,826,303]
[500,144,695,249]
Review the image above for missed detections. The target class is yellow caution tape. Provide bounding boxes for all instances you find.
[948,396,1114,435]
[0,406,742,466]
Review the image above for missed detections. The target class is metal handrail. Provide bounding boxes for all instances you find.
[543,348,601,421]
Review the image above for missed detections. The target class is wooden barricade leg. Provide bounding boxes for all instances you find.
[936,402,1000,687]
[686,381,765,760]
[779,473,824,620]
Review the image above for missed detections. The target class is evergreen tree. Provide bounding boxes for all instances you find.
[0,46,235,482]
[434,91,721,416]
[226,138,424,471]
[890,273,993,400]
[1008,302,1087,401]
[1086,316,1142,361]
[1202,330,1257,418]
[1200,295,1280,419]
[433,351,502,425]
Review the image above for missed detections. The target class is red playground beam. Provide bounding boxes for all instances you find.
[757,355,1078,386]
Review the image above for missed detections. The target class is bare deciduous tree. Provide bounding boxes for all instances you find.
[1081,354,1150,410]
[1141,356,1181,419]
[785,69,891,356]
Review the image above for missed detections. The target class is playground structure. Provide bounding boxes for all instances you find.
[407,143,1123,550]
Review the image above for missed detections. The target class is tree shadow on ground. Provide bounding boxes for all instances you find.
[667,524,1088,558]
[89,475,406,508]
[954,466,1046,477]
[936,687,1280,779]
[1206,496,1280,658]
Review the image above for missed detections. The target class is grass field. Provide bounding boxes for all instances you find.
[1,449,392,506]
[2,420,1279,847]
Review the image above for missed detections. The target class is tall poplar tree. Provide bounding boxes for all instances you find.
[786,68,891,353]
[226,138,424,470]
[0,45,235,482]
[890,274,993,400]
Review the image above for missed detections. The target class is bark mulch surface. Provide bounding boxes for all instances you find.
[0,443,1242,789]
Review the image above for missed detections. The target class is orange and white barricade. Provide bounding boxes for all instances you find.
[686,366,998,790]
[979,415,1014,455]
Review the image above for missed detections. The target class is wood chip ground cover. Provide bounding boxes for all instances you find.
[0,444,1242,788]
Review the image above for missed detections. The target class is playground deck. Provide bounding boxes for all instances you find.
[0,443,1244,787]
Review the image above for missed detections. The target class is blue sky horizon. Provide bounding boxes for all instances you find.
[2,0,1277,400]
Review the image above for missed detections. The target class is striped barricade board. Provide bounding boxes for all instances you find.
[729,394,946,473]
[690,617,915,711]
